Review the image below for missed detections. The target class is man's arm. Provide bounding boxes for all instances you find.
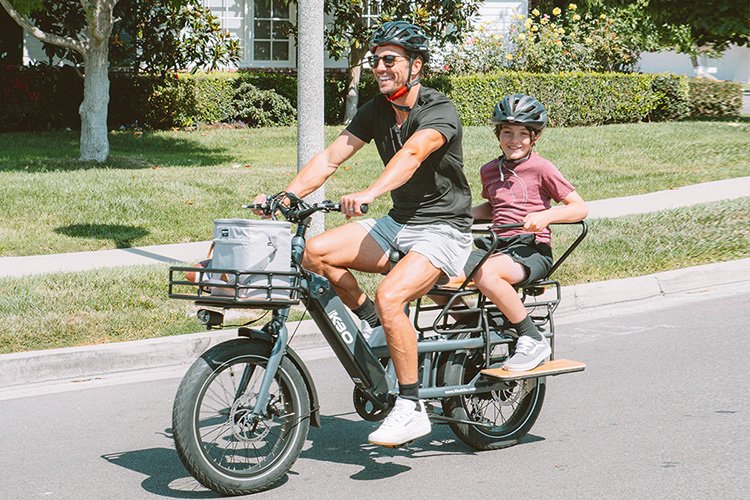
[340,128,446,214]
[472,202,493,222]
[285,131,367,198]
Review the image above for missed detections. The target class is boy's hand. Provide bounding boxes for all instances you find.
[523,212,550,232]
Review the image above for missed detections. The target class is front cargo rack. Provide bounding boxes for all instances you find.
[168,265,304,309]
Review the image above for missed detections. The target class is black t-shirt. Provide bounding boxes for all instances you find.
[345,86,473,232]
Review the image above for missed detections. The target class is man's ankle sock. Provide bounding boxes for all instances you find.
[398,382,420,408]
[512,315,543,341]
[352,297,380,328]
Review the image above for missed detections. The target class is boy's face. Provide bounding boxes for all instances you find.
[497,124,535,160]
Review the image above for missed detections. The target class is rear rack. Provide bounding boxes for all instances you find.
[168,265,304,309]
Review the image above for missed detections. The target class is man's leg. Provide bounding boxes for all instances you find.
[375,252,444,384]
[302,222,390,310]
[367,252,443,447]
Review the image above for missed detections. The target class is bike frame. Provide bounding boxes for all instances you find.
[171,201,587,424]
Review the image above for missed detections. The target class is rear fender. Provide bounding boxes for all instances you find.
[238,328,321,428]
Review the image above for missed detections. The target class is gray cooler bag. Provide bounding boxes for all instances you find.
[206,219,292,299]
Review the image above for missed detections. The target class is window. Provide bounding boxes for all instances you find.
[205,0,245,49]
[252,0,292,62]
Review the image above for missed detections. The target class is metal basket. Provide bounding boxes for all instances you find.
[168,265,303,309]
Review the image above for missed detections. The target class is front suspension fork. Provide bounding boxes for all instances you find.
[248,308,290,418]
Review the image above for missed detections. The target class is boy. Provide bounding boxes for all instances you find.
[470,94,588,371]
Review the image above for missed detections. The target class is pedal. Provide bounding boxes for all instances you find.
[481,358,586,381]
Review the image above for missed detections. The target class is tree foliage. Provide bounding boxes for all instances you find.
[323,0,482,63]
[22,0,240,72]
[536,0,750,55]
[629,0,749,52]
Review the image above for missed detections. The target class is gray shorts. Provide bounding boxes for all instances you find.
[358,216,472,277]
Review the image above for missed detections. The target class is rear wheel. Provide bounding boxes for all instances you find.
[441,338,545,450]
[172,339,310,495]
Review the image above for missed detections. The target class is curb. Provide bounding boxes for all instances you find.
[1,258,748,389]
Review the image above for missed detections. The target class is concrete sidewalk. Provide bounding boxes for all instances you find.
[1,177,749,278]
[2,258,749,390]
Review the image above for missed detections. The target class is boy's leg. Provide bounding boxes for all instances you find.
[473,254,550,371]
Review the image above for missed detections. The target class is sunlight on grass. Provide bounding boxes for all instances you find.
[0,121,748,257]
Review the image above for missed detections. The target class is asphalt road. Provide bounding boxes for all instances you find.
[1,290,747,499]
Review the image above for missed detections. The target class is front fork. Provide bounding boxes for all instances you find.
[248,307,290,418]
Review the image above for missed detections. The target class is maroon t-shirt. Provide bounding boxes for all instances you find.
[479,152,574,245]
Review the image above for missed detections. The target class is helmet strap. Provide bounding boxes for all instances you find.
[386,55,420,112]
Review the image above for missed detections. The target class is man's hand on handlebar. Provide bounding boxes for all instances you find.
[340,190,374,219]
[250,194,271,218]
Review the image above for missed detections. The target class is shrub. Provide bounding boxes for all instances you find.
[445,72,658,127]
[648,74,690,121]
[688,80,742,117]
[145,72,235,128]
[232,82,295,127]
[0,67,742,132]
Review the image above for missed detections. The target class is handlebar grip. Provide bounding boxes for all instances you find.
[360,204,369,214]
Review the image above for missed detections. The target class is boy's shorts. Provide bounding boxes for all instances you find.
[464,233,553,287]
[357,216,472,278]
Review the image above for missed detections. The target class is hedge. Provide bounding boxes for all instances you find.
[0,65,742,133]
[688,80,743,117]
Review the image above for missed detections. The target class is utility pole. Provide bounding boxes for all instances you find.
[296,0,325,235]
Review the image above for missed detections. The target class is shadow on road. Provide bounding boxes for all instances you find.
[102,447,224,499]
[301,414,545,481]
[102,415,544,496]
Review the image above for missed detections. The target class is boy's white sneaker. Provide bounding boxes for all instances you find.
[503,335,551,372]
[368,397,431,447]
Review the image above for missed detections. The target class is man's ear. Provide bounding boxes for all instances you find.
[412,56,424,77]
[532,130,543,143]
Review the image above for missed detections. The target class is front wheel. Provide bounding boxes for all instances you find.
[172,339,310,495]
[441,343,545,451]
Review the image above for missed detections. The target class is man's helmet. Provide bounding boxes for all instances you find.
[491,94,547,132]
[370,21,430,63]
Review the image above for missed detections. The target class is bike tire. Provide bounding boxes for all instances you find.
[172,339,310,495]
[441,340,546,451]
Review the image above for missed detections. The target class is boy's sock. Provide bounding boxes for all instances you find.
[352,297,381,328]
[511,315,543,341]
[398,382,420,407]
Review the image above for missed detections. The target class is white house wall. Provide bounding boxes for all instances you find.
[476,1,527,34]
[639,46,750,83]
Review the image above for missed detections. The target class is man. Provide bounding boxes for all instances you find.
[254,21,472,447]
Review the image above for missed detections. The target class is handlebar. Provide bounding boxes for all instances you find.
[242,193,368,223]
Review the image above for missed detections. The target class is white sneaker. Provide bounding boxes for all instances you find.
[368,397,431,447]
[503,335,551,372]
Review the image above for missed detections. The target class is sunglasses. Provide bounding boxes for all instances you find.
[366,54,406,68]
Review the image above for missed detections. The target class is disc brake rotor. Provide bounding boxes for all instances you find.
[229,392,271,442]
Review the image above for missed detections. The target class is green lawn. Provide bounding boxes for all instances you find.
[1,197,748,354]
[1,120,749,256]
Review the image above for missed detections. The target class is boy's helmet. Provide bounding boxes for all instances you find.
[370,21,430,62]
[492,94,547,131]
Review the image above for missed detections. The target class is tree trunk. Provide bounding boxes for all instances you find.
[690,49,720,81]
[79,36,110,162]
[343,45,368,124]
[0,0,116,162]
[79,1,116,162]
